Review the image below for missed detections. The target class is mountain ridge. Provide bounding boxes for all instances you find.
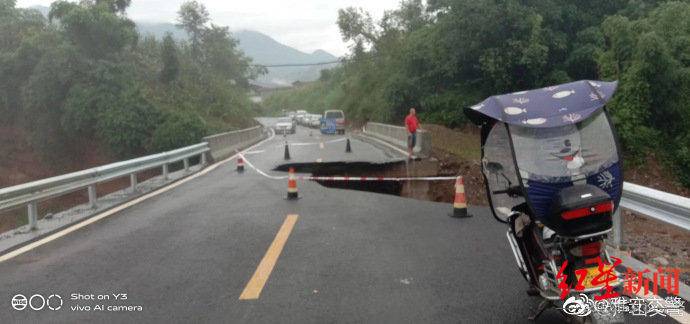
[27,5,338,86]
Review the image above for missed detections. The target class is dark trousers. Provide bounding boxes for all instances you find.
[408,132,417,149]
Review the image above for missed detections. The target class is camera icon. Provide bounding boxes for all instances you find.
[11,294,62,311]
[11,294,27,311]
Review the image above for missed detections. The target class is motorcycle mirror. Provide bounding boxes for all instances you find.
[486,162,504,174]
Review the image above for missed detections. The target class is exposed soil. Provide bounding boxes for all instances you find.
[624,152,690,197]
[622,210,690,284]
[0,127,54,187]
[0,126,171,233]
[423,124,485,206]
[0,126,116,188]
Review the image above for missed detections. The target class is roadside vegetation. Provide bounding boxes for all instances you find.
[0,0,260,171]
[263,0,690,188]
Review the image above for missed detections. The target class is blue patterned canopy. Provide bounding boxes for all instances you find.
[465,80,618,128]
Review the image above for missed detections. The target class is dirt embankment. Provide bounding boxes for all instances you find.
[0,127,54,187]
[0,126,117,188]
[0,126,162,233]
[422,124,486,206]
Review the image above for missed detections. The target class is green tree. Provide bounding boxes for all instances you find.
[151,110,206,152]
[160,34,180,84]
[0,1,46,124]
[49,0,137,59]
[176,0,209,58]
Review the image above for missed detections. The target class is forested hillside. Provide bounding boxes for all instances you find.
[0,0,260,182]
[263,0,690,187]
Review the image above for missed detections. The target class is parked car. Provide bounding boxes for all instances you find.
[308,114,321,128]
[295,110,307,124]
[302,114,313,127]
[321,110,346,134]
[274,117,296,134]
[287,111,296,120]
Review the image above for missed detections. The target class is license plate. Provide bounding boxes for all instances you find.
[581,267,603,289]
[580,266,619,289]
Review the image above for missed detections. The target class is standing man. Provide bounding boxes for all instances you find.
[404,107,420,160]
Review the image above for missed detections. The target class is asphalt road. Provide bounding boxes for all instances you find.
[0,119,680,323]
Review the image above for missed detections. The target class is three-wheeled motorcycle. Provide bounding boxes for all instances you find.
[464,80,625,322]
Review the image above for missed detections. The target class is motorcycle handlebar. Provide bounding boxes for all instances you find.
[492,186,522,197]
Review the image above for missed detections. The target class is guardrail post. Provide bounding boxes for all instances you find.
[162,164,169,180]
[88,185,97,209]
[27,202,38,230]
[183,158,189,172]
[130,173,137,193]
[612,208,622,249]
[201,152,207,166]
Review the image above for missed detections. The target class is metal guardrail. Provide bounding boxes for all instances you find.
[612,182,690,247]
[622,182,690,231]
[0,143,210,231]
[363,122,432,158]
[203,125,265,161]
[609,182,690,248]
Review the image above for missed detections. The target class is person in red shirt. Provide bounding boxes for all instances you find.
[404,108,420,159]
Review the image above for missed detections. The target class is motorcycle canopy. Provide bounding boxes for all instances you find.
[464,80,617,128]
[465,80,622,222]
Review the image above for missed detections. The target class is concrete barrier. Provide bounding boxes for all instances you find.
[203,125,266,162]
[363,122,432,158]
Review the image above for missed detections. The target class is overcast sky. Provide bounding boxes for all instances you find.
[16,0,400,56]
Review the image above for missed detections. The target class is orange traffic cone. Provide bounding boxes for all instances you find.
[287,167,299,200]
[237,155,245,172]
[451,176,471,218]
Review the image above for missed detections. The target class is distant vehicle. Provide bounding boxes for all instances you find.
[303,114,314,128]
[287,111,296,120]
[308,114,321,128]
[295,110,307,124]
[302,113,316,126]
[321,110,346,134]
[301,114,312,127]
[274,117,296,134]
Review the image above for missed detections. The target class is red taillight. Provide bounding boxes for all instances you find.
[570,241,602,257]
[561,201,613,220]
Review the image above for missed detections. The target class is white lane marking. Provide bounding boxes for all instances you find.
[240,154,287,180]
[319,142,324,149]
[316,158,323,163]
[243,150,265,155]
[0,129,277,263]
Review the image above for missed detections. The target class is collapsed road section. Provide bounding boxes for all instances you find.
[273,159,454,202]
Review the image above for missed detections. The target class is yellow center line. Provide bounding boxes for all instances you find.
[239,214,299,300]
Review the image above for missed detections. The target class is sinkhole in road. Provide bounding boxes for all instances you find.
[274,161,405,196]
[272,160,453,201]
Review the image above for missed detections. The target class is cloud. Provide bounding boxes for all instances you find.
[17,0,399,56]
